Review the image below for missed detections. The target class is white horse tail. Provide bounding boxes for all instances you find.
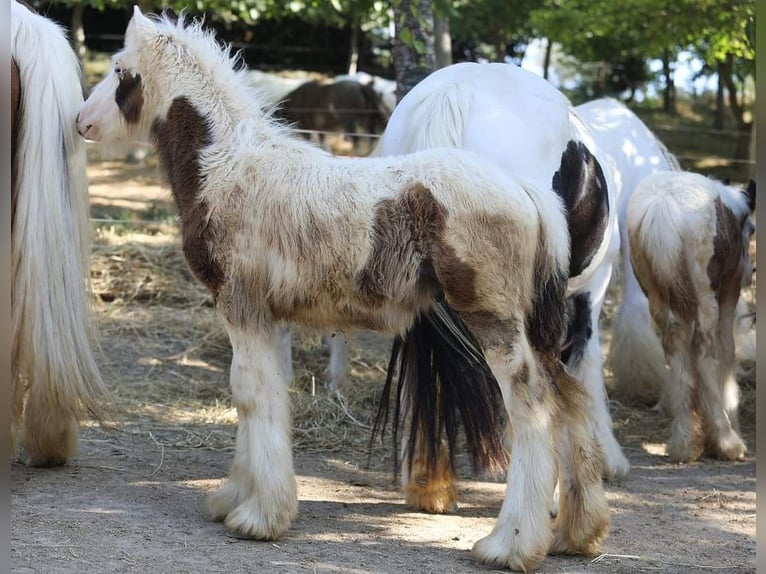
[369,80,473,158]
[626,177,687,287]
[12,3,109,465]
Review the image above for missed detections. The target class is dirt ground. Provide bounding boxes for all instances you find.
[11,158,757,573]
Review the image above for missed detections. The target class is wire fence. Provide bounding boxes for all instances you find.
[85,106,754,229]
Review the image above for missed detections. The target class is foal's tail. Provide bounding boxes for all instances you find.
[371,302,507,477]
[12,4,109,463]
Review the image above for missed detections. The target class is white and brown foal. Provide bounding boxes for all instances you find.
[77,9,610,571]
[628,172,755,463]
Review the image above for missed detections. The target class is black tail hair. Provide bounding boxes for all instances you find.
[370,301,507,478]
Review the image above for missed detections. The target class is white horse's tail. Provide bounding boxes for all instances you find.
[406,82,473,151]
[369,81,473,158]
[12,3,109,465]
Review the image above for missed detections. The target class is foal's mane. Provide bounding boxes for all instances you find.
[141,12,285,125]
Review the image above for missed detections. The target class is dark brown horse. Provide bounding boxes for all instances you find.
[276,79,387,151]
[11,0,108,466]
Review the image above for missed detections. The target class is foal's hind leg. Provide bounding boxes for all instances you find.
[207,325,297,539]
[694,290,746,460]
[548,360,611,556]
[651,304,704,463]
[471,338,557,572]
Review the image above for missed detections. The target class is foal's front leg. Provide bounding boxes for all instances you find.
[207,325,298,539]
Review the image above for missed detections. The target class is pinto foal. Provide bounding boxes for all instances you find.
[77,9,609,571]
[628,172,755,462]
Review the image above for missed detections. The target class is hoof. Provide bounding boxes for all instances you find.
[471,530,547,572]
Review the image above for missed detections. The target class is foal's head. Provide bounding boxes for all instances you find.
[77,7,239,144]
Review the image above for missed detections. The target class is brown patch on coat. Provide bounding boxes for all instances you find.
[151,97,226,296]
[115,71,144,124]
[357,183,476,309]
[526,234,568,354]
[707,197,745,297]
[11,58,20,220]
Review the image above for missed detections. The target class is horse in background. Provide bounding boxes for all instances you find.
[627,173,755,462]
[334,71,397,118]
[275,79,388,152]
[577,99,756,408]
[77,10,610,570]
[11,0,109,466]
[246,69,310,105]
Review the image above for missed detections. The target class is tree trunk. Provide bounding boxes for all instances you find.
[71,3,86,61]
[542,38,553,80]
[662,49,676,115]
[748,110,755,180]
[714,62,726,129]
[347,13,360,75]
[393,0,436,103]
[433,12,452,69]
[720,53,752,160]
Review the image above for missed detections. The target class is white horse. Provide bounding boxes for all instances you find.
[11,0,109,466]
[77,9,610,570]
[627,172,755,462]
[369,62,630,491]
[574,98,681,408]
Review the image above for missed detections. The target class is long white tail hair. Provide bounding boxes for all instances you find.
[11,2,108,463]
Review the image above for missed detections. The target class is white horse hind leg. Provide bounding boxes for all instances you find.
[569,278,630,480]
[207,326,298,539]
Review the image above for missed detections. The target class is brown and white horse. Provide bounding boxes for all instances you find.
[11,0,108,466]
[76,9,609,571]
[628,172,755,462]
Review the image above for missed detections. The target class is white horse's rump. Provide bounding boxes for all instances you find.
[371,62,629,483]
[11,0,108,466]
[627,172,755,462]
[78,10,610,571]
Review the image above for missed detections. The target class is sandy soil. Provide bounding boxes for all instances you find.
[10,159,756,574]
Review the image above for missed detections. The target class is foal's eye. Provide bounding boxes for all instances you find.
[114,64,125,78]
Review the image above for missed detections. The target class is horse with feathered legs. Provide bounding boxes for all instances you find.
[360,62,628,516]
[627,172,755,462]
[77,9,610,570]
[11,0,109,466]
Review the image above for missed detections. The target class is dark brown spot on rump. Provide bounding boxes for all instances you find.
[115,72,144,124]
[151,97,225,295]
[707,197,744,295]
[357,183,476,308]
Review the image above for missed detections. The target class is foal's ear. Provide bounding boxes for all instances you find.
[160,7,179,24]
[744,179,756,212]
[126,5,157,42]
